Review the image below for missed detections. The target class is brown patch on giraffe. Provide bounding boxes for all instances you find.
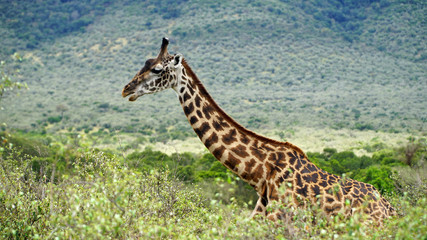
[240,171,250,180]
[308,163,319,172]
[325,204,342,214]
[268,152,287,169]
[222,129,237,145]
[212,120,224,131]
[261,143,275,152]
[189,116,198,124]
[275,177,284,188]
[204,132,219,149]
[186,79,195,89]
[265,162,278,179]
[231,144,249,158]
[319,180,328,188]
[183,92,191,103]
[367,192,377,201]
[302,172,319,184]
[194,122,210,138]
[340,180,353,195]
[240,132,250,144]
[295,172,303,188]
[245,158,257,173]
[252,164,264,182]
[196,110,203,118]
[334,189,343,202]
[183,102,194,115]
[187,85,195,95]
[217,116,230,128]
[294,157,303,170]
[311,185,321,196]
[371,202,378,210]
[354,188,360,195]
[287,151,306,171]
[225,152,241,172]
[287,151,297,165]
[212,146,226,159]
[268,183,279,201]
[250,142,267,162]
[296,184,308,197]
[202,104,215,120]
[282,168,293,180]
[318,172,328,183]
[327,176,338,186]
[301,162,319,174]
[194,95,202,108]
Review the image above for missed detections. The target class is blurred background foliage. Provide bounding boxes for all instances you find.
[0,0,425,135]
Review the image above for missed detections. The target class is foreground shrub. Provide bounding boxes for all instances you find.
[1,144,426,239]
[0,147,50,239]
[0,148,210,239]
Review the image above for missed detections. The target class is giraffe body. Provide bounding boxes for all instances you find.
[122,38,395,223]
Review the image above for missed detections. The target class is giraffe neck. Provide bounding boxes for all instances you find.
[174,60,305,191]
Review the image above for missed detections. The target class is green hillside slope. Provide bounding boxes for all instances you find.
[0,0,425,138]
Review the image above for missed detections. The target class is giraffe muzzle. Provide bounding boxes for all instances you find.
[122,85,134,98]
[122,84,144,101]
[122,90,140,101]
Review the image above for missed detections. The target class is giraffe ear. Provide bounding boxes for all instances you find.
[173,54,183,68]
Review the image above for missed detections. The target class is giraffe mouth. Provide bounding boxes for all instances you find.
[128,94,139,101]
[122,89,139,101]
[123,92,140,102]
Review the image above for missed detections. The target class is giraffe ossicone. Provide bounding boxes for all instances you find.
[122,38,395,223]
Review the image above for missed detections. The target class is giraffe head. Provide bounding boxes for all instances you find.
[122,38,184,101]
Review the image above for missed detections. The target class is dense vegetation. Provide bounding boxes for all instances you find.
[0,0,426,239]
[0,132,426,239]
[0,0,425,135]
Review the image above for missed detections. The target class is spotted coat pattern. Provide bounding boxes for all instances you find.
[122,38,396,224]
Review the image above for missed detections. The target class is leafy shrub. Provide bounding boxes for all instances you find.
[1,133,426,239]
[353,165,395,193]
[0,147,51,239]
[1,146,211,239]
[308,148,396,193]
[47,116,62,124]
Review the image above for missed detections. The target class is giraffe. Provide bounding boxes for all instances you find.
[122,38,396,223]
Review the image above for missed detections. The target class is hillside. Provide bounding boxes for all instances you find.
[0,0,426,142]
[1,1,426,238]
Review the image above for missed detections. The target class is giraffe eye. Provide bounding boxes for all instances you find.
[151,65,163,74]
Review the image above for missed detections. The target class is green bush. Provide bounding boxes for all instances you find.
[0,147,211,239]
[307,148,398,193]
[47,116,62,124]
[1,135,426,239]
[353,165,395,193]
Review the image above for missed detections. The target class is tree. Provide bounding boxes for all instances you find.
[401,137,426,167]
[56,104,68,119]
